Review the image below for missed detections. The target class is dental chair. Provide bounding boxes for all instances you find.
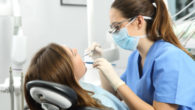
[26,80,101,110]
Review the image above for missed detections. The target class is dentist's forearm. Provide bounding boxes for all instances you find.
[99,70,116,95]
[117,84,154,110]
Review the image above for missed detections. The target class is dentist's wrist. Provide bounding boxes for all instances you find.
[112,79,125,91]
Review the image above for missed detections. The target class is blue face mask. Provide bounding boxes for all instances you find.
[112,28,140,50]
[111,16,151,51]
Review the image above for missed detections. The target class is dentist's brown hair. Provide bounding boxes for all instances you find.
[24,43,104,110]
[112,0,192,57]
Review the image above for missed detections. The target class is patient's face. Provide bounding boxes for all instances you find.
[63,46,87,81]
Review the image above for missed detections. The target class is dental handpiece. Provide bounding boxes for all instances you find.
[85,61,116,66]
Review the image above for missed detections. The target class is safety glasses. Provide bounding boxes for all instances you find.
[108,17,136,34]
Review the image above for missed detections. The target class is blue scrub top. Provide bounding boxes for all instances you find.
[121,40,195,110]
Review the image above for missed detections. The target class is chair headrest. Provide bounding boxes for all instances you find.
[26,80,78,109]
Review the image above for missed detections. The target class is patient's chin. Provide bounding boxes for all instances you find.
[77,67,87,81]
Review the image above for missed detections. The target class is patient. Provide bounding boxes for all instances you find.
[24,43,128,110]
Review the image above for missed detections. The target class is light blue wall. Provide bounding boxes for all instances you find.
[167,0,176,16]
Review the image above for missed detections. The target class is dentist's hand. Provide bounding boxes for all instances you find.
[94,58,125,91]
[85,42,102,59]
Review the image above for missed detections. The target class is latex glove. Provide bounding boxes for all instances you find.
[93,58,125,91]
[85,42,102,59]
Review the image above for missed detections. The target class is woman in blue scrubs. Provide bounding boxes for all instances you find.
[91,0,195,110]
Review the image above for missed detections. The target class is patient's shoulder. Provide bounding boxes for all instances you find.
[79,81,98,91]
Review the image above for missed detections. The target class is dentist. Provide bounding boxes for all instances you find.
[89,0,195,110]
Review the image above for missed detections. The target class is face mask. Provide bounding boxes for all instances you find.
[112,28,146,50]
[112,18,147,51]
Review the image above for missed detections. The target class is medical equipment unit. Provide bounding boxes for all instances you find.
[0,0,26,110]
[172,0,195,59]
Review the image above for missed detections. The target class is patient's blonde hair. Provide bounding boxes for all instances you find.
[24,43,104,110]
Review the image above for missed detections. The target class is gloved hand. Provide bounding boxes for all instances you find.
[85,42,102,59]
[93,58,125,91]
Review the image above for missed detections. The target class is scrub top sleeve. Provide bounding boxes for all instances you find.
[153,49,181,104]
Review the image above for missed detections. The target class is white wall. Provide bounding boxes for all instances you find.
[21,0,88,62]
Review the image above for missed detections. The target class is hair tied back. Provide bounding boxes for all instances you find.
[152,2,157,8]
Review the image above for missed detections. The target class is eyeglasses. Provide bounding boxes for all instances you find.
[108,17,135,34]
[108,16,152,34]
